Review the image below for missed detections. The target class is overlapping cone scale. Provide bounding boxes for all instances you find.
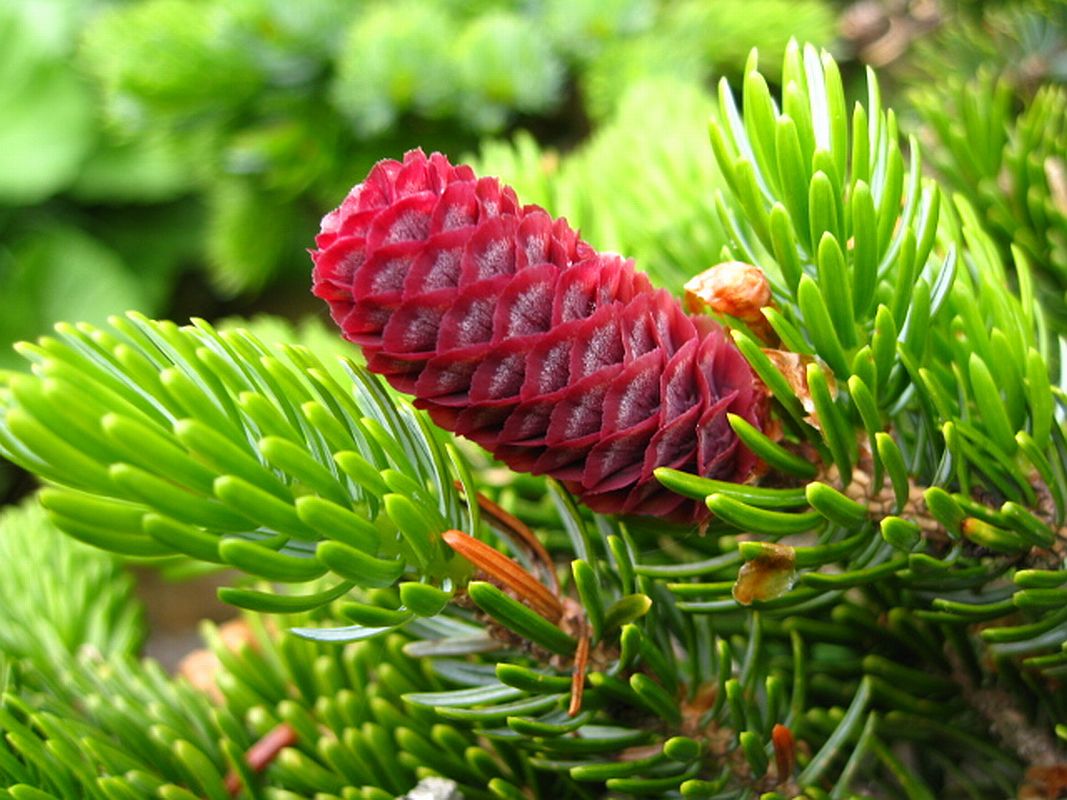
[312,149,765,520]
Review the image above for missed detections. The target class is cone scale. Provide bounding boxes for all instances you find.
[312,149,765,520]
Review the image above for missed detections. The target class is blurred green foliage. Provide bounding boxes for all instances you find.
[0,0,835,496]
[905,0,1067,325]
[0,0,199,375]
[0,6,94,205]
[474,76,730,290]
[0,500,144,680]
[0,0,838,355]
[910,0,1067,89]
[582,0,836,121]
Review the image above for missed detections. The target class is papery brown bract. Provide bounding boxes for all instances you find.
[312,149,765,520]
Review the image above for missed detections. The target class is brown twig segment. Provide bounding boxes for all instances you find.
[569,623,590,717]
[224,722,298,796]
[442,529,563,622]
[454,481,560,595]
[772,723,796,785]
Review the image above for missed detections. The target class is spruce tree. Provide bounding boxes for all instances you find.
[1,43,1065,800]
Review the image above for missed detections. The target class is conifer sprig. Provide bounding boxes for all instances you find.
[914,73,1067,325]
[0,312,482,640]
[656,41,1067,790]
[0,502,143,682]
[705,42,1062,536]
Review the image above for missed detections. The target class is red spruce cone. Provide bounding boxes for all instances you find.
[312,149,765,520]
